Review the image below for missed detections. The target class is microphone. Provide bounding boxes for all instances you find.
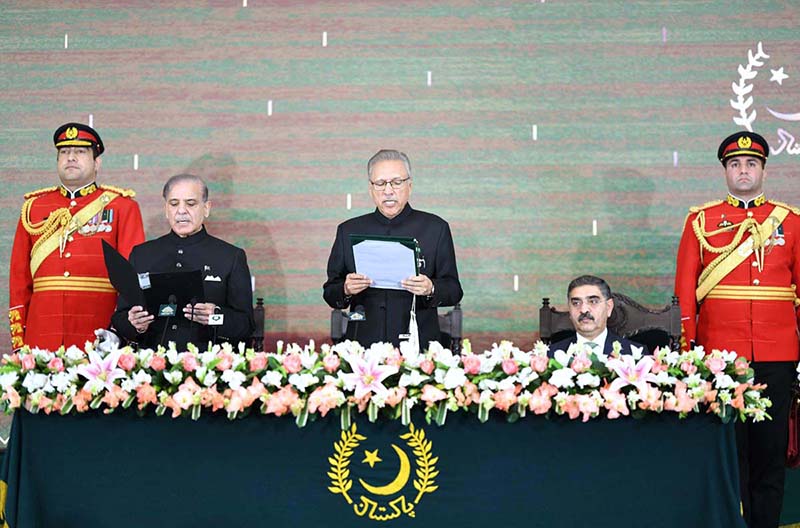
[349,305,365,344]
[211,305,221,344]
[188,296,198,345]
[159,294,177,348]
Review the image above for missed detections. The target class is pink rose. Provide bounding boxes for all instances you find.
[20,354,35,371]
[149,355,167,371]
[181,354,198,372]
[528,385,554,415]
[571,352,592,373]
[680,360,697,375]
[282,353,302,374]
[216,352,233,371]
[419,359,435,375]
[530,355,549,373]
[118,353,136,372]
[704,356,726,375]
[501,358,518,376]
[249,353,268,372]
[47,357,65,372]
[462,354,481,375]
[322,354,341,373]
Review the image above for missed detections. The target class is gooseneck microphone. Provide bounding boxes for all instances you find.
[159,294,178,348]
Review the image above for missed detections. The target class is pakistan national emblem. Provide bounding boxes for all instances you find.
[729,41,800,156]
[327,423,439,522]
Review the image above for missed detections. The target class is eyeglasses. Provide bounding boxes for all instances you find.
[369,177,410,190]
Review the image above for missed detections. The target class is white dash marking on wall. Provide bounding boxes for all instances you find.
[673,151,678,167]
[133,154,139,171]
[532,124,538,141]
[322,31,328,47]
[346,193,352,210]
[513,275,519,292]
[64,33,69,49]
[251,276,255,292]
[88,114,94,127]
[662,26,667,43]
[267,100,273,116]
[427,71,432,86]
[592,219,598,236]
[243,0,247,7]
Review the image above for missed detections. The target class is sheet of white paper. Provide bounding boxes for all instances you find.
[353,239,416,290]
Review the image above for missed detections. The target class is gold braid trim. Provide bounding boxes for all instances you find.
[20,197,72,258]
[99,184,136,198]
[769,199,800,216]
[23,186,57,199]
[692,211,762,286]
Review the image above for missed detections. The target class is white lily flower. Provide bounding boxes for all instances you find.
[478,379,499,391]
[166,348,181,366]
[163,370,184,385]
[64,346,85,362]
[288,373,318,392]
[0,372,19,390]
[231,354,246,369]
[549,367,577,389]
[576,372,601,388]
[399,370,429,388]
[203,370,219,388]
[629,345,644,361]
[22,372,48,392]
[714,374,737,390]
[442,367,467,390]
[683,373,703,388]
[553,348,573,368]
[199,350,217,365]
[653,371,677,386]
[300,349,318,369]
[221,370,246,390]
[49,372,73,393]
[261,371,283,388]
[497,377,517,391]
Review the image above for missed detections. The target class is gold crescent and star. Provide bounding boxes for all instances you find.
[358,444,411,496]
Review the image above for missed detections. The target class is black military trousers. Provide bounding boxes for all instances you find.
[736,361,796,528]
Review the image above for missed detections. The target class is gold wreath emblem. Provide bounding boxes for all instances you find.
[327,422,439,522]
[65,126,79,139]
[737,136,752,149]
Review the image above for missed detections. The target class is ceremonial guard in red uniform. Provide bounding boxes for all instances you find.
[8,123,145,351]
[675,131,800,528]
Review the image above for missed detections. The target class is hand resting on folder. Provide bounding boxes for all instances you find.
[344,272,433,297]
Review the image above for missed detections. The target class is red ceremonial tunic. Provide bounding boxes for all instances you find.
[8,183,145,350]
[674,195,800,361]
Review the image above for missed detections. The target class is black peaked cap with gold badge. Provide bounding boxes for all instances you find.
[53,122,105,157]
[717,131,768,166]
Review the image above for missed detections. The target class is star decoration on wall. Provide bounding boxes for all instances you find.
[770,67,788,85]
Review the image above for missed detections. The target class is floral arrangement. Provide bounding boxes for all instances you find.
[0,336,771,429]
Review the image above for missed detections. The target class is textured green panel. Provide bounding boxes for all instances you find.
[1,0,799,355]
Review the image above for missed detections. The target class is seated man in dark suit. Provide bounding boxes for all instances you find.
[548,275,646,356]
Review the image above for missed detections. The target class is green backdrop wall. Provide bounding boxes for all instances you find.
[1,1,799,354]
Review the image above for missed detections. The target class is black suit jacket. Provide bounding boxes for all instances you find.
[112,227,255,350]
[323,205,463,348]
[548,330,648,358]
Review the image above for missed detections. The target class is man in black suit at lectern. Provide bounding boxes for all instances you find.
[111,174,254,350]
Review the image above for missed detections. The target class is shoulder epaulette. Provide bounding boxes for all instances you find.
[23,186,58,199]
[99,184,136,198]
[688,200,723,214]
[768,200,800,216]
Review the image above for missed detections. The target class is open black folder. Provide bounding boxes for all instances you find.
[102,241,205,316]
